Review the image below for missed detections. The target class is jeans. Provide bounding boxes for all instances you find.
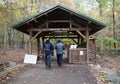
[57,54,63,67]
[45,54,52,69]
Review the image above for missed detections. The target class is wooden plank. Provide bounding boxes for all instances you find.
[76,30,86,40]
[31,28,86,31]
[68,48,87,63]
[44,35,78,38]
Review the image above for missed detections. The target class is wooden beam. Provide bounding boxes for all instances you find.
[31,28,86,31]
[37,38,40,60]
[40,37,44,54]
[44,36,78,38]
[46,18,48,28]
[38,22,46,28]
[49,20,70,23]
[76,30,86,40]
[72,20,82,28]
[30,31,41,41]
[70,18,72,28]
[34,19,38,23]
[78,37,80,45]
[42,37,45,59]
[29,28,32,54]
[86,26,89,62]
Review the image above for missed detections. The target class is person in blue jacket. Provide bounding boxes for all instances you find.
[55,39,65,67]
[44,38,53,69]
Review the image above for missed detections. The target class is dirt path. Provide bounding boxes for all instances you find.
[1,60,97,84]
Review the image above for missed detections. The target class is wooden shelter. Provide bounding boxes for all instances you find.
[12,4,106,63]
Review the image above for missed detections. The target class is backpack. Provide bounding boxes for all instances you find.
[44,43,51,55]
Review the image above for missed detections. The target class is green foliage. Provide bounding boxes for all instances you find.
[101,0,108,7]
[96,36,119,50]
[62,39,74,47]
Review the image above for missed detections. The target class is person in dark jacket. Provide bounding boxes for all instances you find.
[55,39,65,67]
[44,38,53,69]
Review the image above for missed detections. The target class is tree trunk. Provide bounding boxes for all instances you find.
[112,0,116,49]
[96,0,104,57]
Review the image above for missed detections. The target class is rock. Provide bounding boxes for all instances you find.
[107,72,120,84]
[9,61,17,67]
[95,64,101,70]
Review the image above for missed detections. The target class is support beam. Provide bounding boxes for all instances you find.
[29,28,32,54]
[86,26,89,62]
[70,18,72,28]
[37,38,40,60]
[40,37,44,54]
[44,35,78,38]
[37,37,44,60]
[76,30,86,40]
[30,31,41,41]
[42,38,45,60]
[31,28,87,31]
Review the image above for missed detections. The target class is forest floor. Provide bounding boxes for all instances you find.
[89,55,120,84]
[0,48,120,84]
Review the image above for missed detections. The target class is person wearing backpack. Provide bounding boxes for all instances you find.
[44,38,53,69]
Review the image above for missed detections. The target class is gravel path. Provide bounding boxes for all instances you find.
[1,60,97,84]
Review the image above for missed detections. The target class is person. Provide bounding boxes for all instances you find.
[55,39,65,67]
[44,38,53,69]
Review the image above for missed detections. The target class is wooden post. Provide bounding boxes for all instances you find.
[70,17,72,29]
[46,17,49,28]
[37,38,40,60]
[41,37,44,53]
[42,37,45,60]
[86,26,89,62]
[29,28,32,54]
[78,37,80,45]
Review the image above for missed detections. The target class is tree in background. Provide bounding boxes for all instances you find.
[73,0,120,56]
